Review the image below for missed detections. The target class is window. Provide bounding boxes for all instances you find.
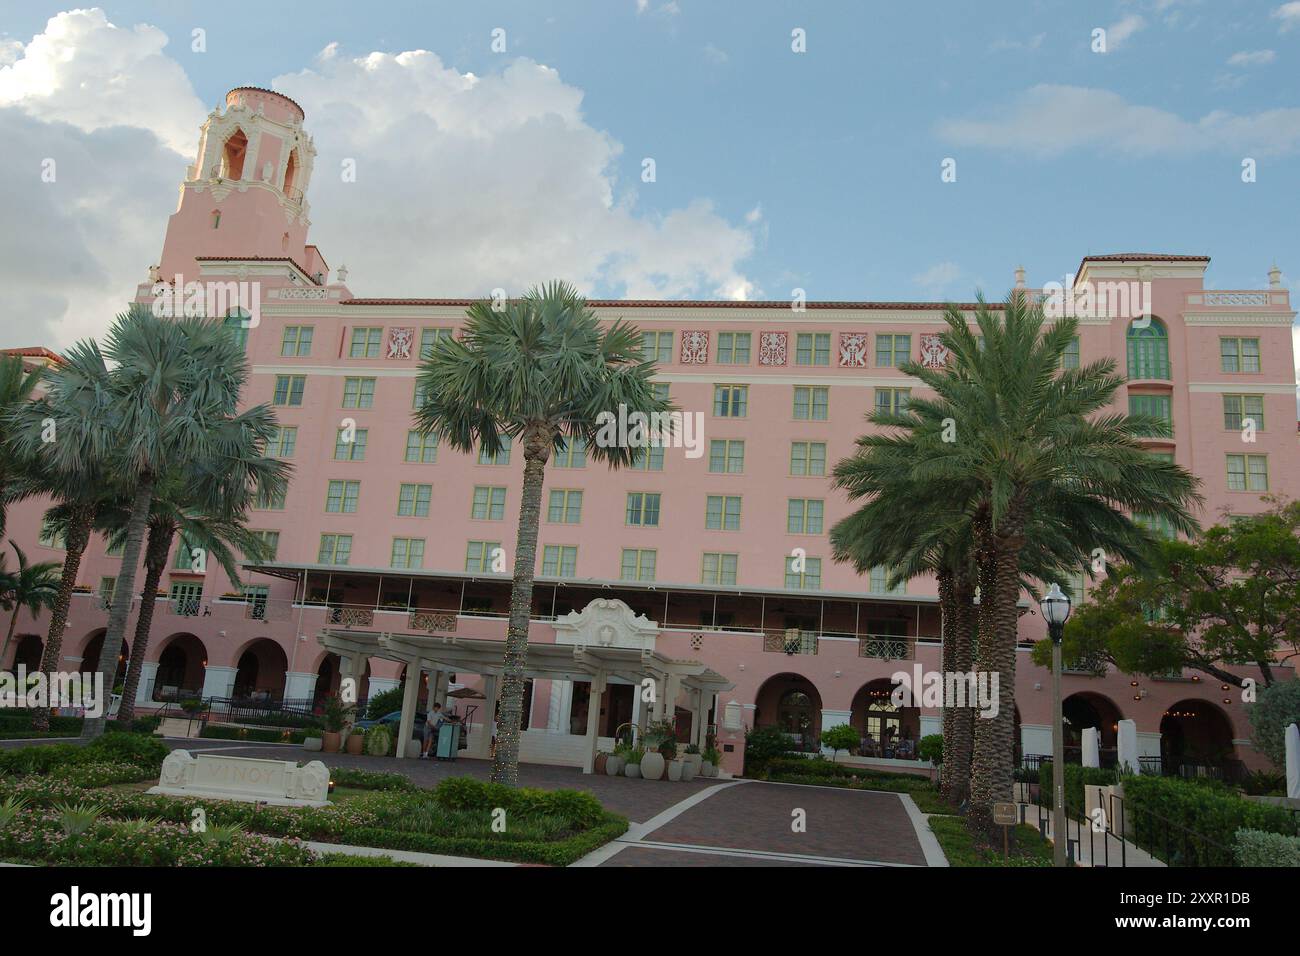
[472,486,508,520]
[790,441,827,476]
[873,387,910,417]
[477,437,511,466]
[224,311,250,351]
[349,327,383,358]
[104,536,124,557]
[553,437,586,468]
[342,377,376,409]
[265,425,297,459]
[651,382,670,402]
[701,552,738,585]
[1135,513,1177,541]
[542,545,578,578]
[242,585,270,619]
[1126,319,1170,379]
[420,328,454,358]
[1129,394,1173,436]
[250,530,280,560]
[1223,394,1264,431]
[787,498,824,534]
[173,535,202,571]
[404,431,438,464]
[870,566,906,595]
[713,385,748,417]
[1226,454,1268,492]
[318,534,352,565]
[620,548,656,582]
[280,326,314,357]
[1061,336,1080,370]
[795,332,831,366]
[412,382,432,409]
[793,386,829,421]
[717,332,751,364]
[708,439,745,474]
[784,556,822,589]
[630,446,665,471]
[465,540,502,573]
[169,582,204,616]
[705,495,742,531]
[325,480,361,513]
[38,519,64,550]
[398,483,432,517]
[626,492,661,527]
[97,577,116,606]
[547,489,583,523]
[642,331,672,363]
[334,427,367,461]
[1220,337,1260,374]
[273,375,305,406]
[875,334,910,367]
[254,488,286,510]
[391,537,425,569]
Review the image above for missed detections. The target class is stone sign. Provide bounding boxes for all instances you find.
[148,750,331,807]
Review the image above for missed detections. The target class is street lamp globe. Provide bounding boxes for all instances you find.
[1040,582,1072,629]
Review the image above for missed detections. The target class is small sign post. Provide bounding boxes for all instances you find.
[992,801,1018,860]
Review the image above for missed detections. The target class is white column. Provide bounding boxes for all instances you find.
[1116,718,1139,774]
[135,662,160,706]
[1081,727,1100,767]
[819,708,852,756]
[690,689,704,747]
[283,671,317,703]
[1285,723,1299,799]
[582,671,608,774]
[201,665,237,700]
[548,679,573,733]
[396,661,423,759]
[367,676,400,698]
[473,675,498,758]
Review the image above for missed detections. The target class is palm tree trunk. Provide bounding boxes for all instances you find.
[0,605,20,670]
[947,568,977,805]
[115,525,171,724]
[937,568,957,802]
[969,528,1024,832]
[82,477,154,739]
[30,506,93,732]
[490,428,549,786]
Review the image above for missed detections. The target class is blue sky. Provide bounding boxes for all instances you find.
[1,1,1298,348]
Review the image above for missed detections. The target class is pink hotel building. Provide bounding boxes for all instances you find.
[5,87,1298,776]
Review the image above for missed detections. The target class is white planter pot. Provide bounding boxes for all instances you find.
[624,762,642,779]
[683,753,702,774]
[303,737,323,752]
[704,762,717,777]
[667,758,684,782]
[681,759,698,781]
[641,751,665,781]
[606,756,625,777]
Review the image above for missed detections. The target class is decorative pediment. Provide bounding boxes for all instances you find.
[552,598,658,651]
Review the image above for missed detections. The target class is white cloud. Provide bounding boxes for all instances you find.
[1273,2,1300,33]
[912,262,963,298]
[1106,14,1146,49]
[703,42,729,64]
[937,84,1300,158]
[1226,49,1275,66]
[272,47,756,301]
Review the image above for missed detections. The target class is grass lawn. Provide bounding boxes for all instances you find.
[928,816,1053,867]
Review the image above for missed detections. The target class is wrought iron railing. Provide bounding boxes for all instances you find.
[858,636,914,661]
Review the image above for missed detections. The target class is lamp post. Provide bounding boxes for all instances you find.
[1040,582,1072,868]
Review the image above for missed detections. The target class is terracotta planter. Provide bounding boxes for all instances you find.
[594,752,609,775]
[345,731,364,755]
[322,732,342,753]
[640,751,665,781]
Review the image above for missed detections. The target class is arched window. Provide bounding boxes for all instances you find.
[220,129,248,180]
[224,308,251,351]
[1127,318,1170,380]
[283,149,299,199]
[777,690,814,735]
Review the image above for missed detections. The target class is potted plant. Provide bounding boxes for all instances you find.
[640,744,665,781]
[624,747,644,779]
[682,743,702,780]
[321,695,346,753]
[662,739,683,782]
[703,744,721,777]
[640,718,675,781]
[594,750,610,775]
[606,745,626,777]
[364,724,392,757]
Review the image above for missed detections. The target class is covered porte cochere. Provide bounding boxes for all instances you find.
[317,598,733,773]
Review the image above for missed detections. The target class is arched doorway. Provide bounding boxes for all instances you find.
[312,654,371,709]
[153,634,207,701]
[1160,699,1236,776]
[8,634,42,673]
[233,638,288,702]
[1062,692,1124,760]
[754,673,822,751]
[80,629,129,689]
[852,678,922,759]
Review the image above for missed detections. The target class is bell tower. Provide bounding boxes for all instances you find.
[155,87,320,282]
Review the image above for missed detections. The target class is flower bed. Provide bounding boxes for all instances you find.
[762,757,952,814]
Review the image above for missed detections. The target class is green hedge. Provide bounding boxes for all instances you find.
[1122,774,1298,867]
[200,725,311,744]
[1233,827,1300,867]
[328,768,418,792]
[763,757,951,813]
[0,714,84,734]
[1035,762,1119,812]
[0,733,169,780]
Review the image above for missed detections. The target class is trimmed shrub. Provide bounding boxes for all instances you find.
[329,768,416,792]
[919,734,943,765]
[1233,827,1300,867]
[365,686,406,720]
[364,724,393,756]
[743,725,796,776]
[1246,680,1300,770]
[82,731,169,769]
[199,725,310,744]
[433,776,604,829]
[1035,762,1118,812]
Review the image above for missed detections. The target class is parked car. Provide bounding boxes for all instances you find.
[352,709,426,731]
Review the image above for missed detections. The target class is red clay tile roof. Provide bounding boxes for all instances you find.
[226,86,305,120]
[341,298,999,310]
[1,346,63,362]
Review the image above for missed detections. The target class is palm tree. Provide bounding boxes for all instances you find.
[6,340,122,731]
[890,291,1201,826]
[111,466,280,723]
[414,281,669,785]
[0,353,44,539]
[0,541,61,670]
[80,306,285,739]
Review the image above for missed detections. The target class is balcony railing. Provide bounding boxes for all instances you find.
[858,636,915,661]
[762,630,819,655]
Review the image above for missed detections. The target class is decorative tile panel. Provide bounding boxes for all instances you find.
[919,333,949,369]
[680,330,709,364]
[838,332,869,368]
[409,611,458,633]
[758,331,788,366]
[388,327,415,359]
